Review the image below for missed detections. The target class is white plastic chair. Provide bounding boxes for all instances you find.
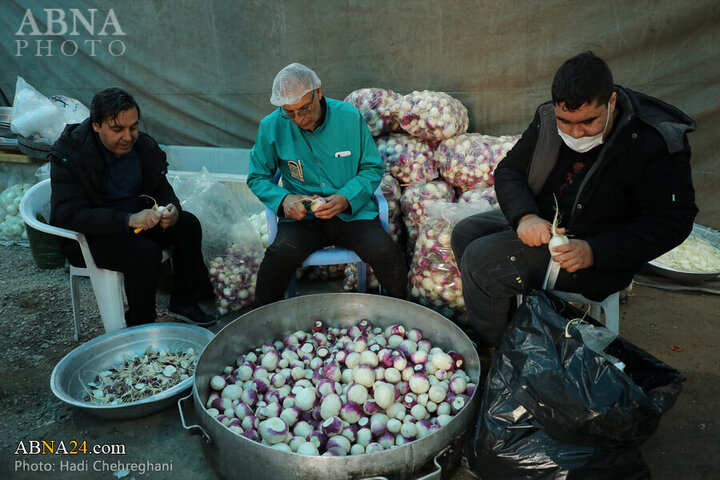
[543,259,621,333]
[20,179,169,340]
[265,174,389,297]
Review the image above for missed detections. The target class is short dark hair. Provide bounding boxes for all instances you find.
[551,51,614,111]
[90,87,140,125]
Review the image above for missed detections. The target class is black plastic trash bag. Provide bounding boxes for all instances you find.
[469,291,684,480]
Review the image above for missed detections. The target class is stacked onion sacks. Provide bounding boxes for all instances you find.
[204,319,475,456]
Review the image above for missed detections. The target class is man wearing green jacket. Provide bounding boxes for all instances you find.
[248,63,407,305]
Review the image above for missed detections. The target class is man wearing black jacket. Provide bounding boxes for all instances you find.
[451,52,697,348]
[50,87,215,327]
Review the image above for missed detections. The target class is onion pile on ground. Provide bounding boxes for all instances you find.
[204,319,475,456]
[342,264,380,293]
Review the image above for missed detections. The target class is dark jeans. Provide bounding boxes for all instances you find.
[254,217,408,306]
[65,211,213,326]
[451,210,626,348]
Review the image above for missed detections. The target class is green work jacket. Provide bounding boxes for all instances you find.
[247,97,383,222]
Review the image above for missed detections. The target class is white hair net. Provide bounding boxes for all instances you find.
[270,63,322,107]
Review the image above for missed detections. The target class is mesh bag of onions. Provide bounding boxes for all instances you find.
[436,133,520,189]
[389,90,469,142]
[376,133,439,184]
[380,173,405,244]
[343,88,401,137]
[409,201,495,319]
[169,169,264,314]
[204,319,476,456]
[342,263,380,292]
[400,180,455,254]
[457,185,499,209]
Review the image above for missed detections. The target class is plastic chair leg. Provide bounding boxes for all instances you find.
[69,273,82,341]
[88,269,126,333]
[356,262,367,293]
[603,293,620,334]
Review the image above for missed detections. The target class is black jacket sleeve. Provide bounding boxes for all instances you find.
[494,110,544,230]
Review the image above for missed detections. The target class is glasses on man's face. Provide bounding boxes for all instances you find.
[281,91,316,120]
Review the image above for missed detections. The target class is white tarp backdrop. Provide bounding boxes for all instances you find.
[1,0,718,226]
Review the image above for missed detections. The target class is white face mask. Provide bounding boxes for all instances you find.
[557,101,612,153]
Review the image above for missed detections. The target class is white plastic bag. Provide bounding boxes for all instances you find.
[168,169,264,314]
[400,180,455,253]
[11,76,66,144]
[409,202,494,318]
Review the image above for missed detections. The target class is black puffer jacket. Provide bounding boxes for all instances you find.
[49,118,179,235]
[495,86,697,282]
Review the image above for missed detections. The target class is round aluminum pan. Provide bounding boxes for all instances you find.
[646,223,720,284]
[51,323,214,419]
[189,293,481,480]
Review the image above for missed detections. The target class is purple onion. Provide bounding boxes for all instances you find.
[406,328,423,342]
[316,346,331,359]
[326,435,351,455]
[363,400,380,416]
[206,391,220,408]
[411,350,429,365]
[347,324,361,339]
[365,442,384,454]
[378,349,395,368]
[465,383,477,398]
[402,394,418,409]
[321,416,344,436]
[396,381,411,396]
[378,430,395,449]
[451,394,469,414]
[309,429,328,450]
[242,427,259,442]
[340,402,363,424]
[311,321,326,334]
[258,417,289,444]
[342,424,359,442]
[385,324,406,338]
[233,402,253,420]
[280,406,302,427]
[313,332,328,346]
[417,340,433,352]
[357,319,372,332]
[253,378,270,394]
[283,333,299,346]
[448,351,465,370]
[241,415,258,431]
[316,379,341,396]
[211,397,232,412]
[449,376,467,395]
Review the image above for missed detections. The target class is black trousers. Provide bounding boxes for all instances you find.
[66,211,212,326]
[451,210,627,348]
[254,217,408,306]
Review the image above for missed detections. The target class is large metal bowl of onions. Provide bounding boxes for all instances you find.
[182,293,481,480]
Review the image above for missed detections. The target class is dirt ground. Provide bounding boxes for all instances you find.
[1,242,718,480]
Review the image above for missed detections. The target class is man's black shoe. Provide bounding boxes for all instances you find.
[167,303,216,327]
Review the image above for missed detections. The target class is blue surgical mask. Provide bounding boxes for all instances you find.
[557,101,612,153]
